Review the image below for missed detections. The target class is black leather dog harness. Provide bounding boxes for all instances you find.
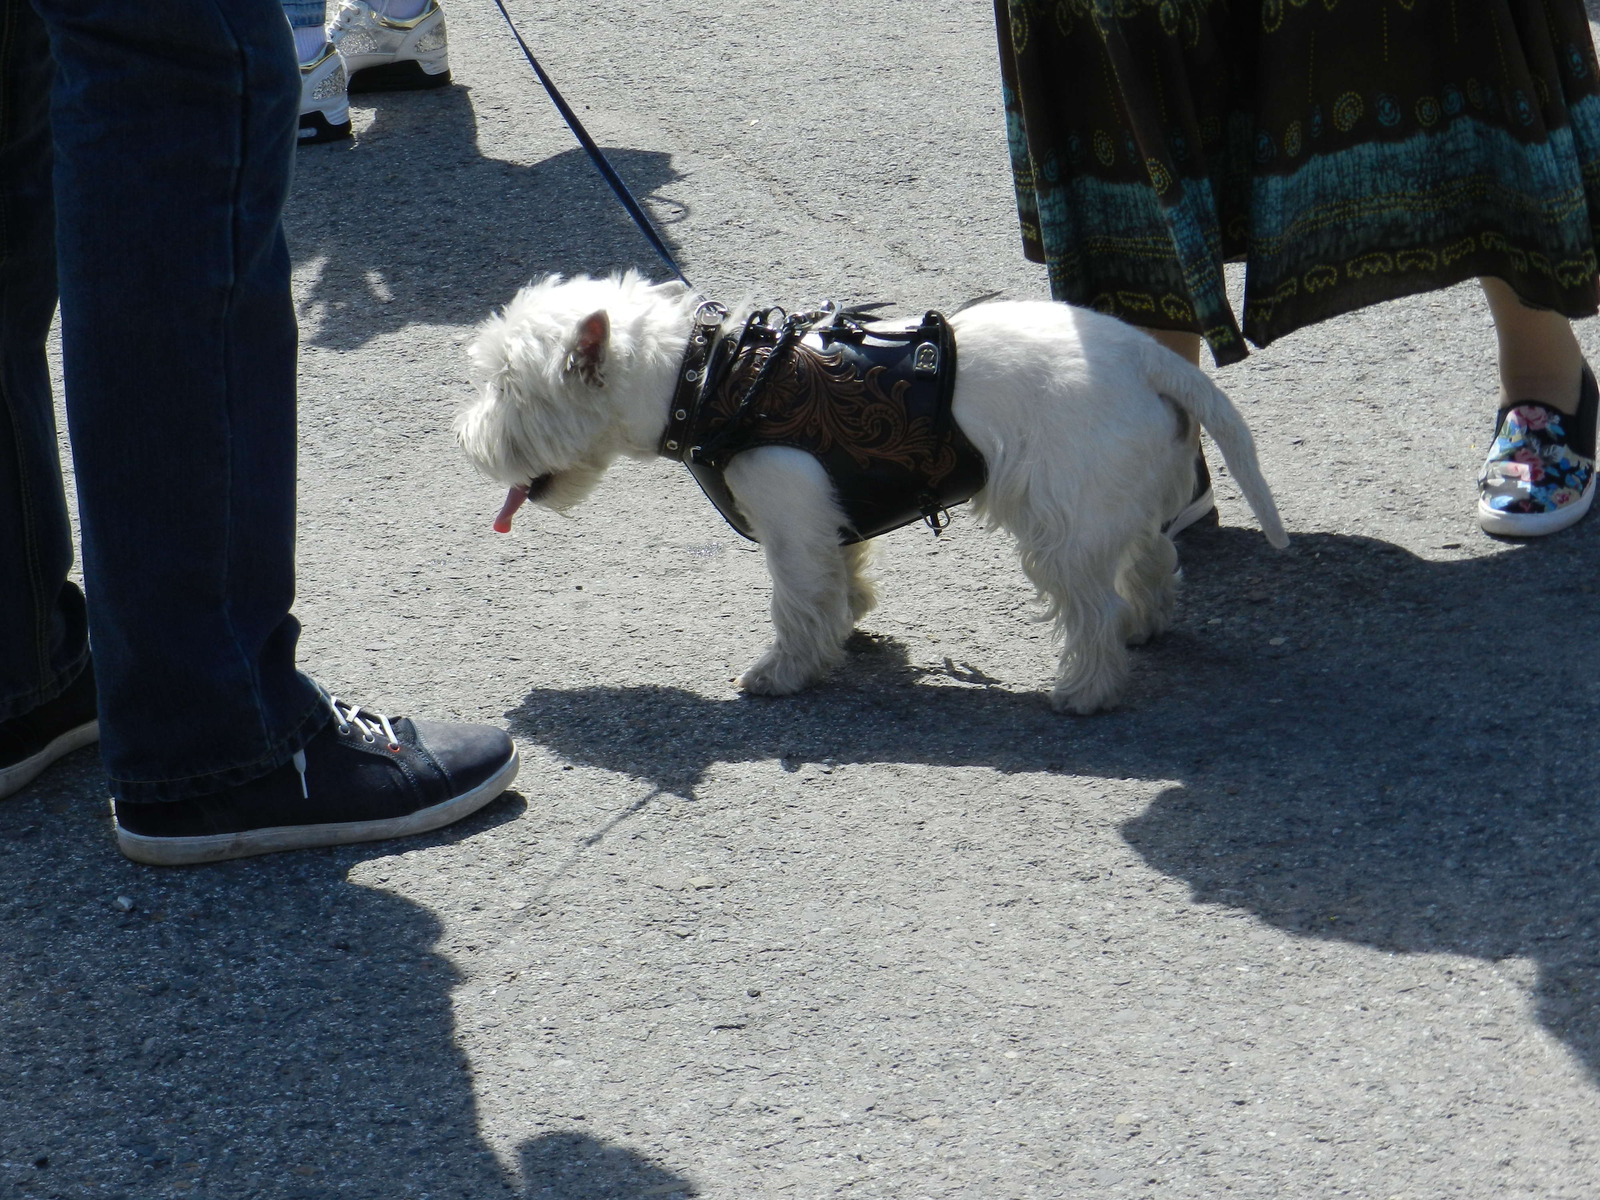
[658,302,988,545]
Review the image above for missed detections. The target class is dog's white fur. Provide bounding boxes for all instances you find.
[457,272,1287,713]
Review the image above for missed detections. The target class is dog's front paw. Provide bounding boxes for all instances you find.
[737,650,824,697]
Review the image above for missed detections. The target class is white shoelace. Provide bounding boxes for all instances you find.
[329,1,372,35]
[291,694,403,799]
[329,695,401,748]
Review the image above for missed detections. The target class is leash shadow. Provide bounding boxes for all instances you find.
[283,85,688,352]
[508,520,1600,1081]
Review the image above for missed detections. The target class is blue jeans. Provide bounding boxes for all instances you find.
[0,0,325,801]
[281,0,326,32]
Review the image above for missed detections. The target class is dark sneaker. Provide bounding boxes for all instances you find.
[1478,365,1598,537]
[0,662,99,801]
[1163,451,1216,538]
[113,693,518,866]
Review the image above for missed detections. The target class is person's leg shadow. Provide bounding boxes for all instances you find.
[0,779,696,1198]
[284,85,688,352]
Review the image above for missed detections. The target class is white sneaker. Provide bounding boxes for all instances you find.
[328,0,451,93]
[298,41,351,144]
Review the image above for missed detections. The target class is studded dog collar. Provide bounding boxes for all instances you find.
[659,300,731,461]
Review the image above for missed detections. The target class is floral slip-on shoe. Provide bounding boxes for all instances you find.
[1477,364,1597,537]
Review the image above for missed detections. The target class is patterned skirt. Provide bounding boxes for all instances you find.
[995,0,1600,364]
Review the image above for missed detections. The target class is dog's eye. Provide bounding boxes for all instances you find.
[526,474,554,501]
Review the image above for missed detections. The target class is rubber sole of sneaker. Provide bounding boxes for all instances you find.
[1164,484,1217,538]
[1477,475,1596,538]
[298,109,352,144]
[0,720,100,802]
[113,748,519,866]
[348,60,451,93]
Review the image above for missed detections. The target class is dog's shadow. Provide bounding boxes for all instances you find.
[509,522,1600,1080]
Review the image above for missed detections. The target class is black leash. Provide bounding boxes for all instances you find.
[488,0,690,287]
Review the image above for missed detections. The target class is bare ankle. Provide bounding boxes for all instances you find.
[1480,277,1584,414]
[1138,327,1203,367]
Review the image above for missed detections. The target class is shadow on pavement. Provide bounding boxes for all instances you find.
[508,520,1600,1082]
[0,783,695,1199]
[284,84,686,351]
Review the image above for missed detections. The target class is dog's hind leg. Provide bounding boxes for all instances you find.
[725,447,857,696]
[843,540,878,623]
[1116,529,1179,646]
[1014,535,1131,714]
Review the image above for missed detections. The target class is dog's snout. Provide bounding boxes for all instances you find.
[525,474,554,501]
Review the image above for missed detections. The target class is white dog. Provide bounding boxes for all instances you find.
[456,272,1287,713]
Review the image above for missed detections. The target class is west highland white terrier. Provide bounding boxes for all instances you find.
[456,272,1287,713]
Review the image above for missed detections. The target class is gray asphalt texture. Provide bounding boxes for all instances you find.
[7,3,1600,1198]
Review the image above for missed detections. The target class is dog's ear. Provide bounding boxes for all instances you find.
[563,310,610,388]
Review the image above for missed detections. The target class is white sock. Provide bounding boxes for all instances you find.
[370,0,429,19]
[294,26,328,62]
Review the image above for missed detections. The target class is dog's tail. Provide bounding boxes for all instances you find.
[1142,344,1289,549]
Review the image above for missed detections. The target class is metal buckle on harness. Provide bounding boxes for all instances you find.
[920,494,954,535]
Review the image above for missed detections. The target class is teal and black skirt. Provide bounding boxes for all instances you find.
[995,1,1600,364]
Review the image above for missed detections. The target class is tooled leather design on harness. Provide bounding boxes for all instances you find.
[660,305,988,545]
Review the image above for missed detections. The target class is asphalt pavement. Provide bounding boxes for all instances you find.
[6,3,1600,1198]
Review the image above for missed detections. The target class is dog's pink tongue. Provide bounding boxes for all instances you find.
[493,485,529,534]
